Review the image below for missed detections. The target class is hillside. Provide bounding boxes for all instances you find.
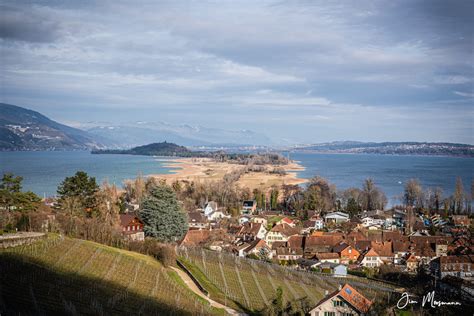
[0,103,108,151]
[294,141,474,157]
[178,248,398,313]
[0,235,222,315]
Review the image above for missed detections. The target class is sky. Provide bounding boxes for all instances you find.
[1,0,473,144]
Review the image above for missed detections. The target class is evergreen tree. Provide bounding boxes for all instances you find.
[0,173,41,212]
[270,187,279,210]
[139,184,188,242]
[57,171,99,214]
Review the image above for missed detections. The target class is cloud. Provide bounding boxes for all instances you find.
[434,75,472,85]
[453,91,474,98]
[0,5,63,43]
[0,0,472,144]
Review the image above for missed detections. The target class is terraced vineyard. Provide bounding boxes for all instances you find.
[179,247,398,313]
[0,235,222,315]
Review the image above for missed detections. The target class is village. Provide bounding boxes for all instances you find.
[121,197,473,294]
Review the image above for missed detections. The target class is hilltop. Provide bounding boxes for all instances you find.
[0,235,222,315]
[92,141,193,156]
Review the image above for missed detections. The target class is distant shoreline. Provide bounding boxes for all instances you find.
[290,150,474,159]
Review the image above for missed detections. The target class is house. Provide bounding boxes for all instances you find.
[206,209,231,221]
[392,240,410,265]
[318,262,348,277]
[251,216,268,226]
[296,258,320,270]
[187,211,209,230]
[360,248,383,268]
[430,255,474,280]
[242,238,271,258]
[333,242,360,264]
[435,240,448,257]
[120,214,145,241]
[315,252,340,264]
[276,217,296,227]
[406,254,419,272]
[238,222,267,241]
[452,215,470,227]
[265,223,300,246]
[309,284,373,316]
[324,211,350,224]
[276,247,303,262]
[242,200,257,214]
[371,241,394,264]
[238,215,252,225]
[204,201,218,217]
[305,235,344,257]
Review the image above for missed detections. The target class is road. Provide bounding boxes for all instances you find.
[170,267,244,316]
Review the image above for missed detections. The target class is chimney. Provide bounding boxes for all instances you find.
[338,284,342,290]
[325,290,328,296]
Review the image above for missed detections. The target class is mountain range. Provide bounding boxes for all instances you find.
[0,104,272,150]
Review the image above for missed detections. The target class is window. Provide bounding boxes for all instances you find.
[341,313,354,316]
[333,300,345,307]
[324,312,335,316]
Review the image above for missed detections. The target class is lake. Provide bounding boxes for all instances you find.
[1,151,472,205]
[0,151,177,197]
[291,152,473,205]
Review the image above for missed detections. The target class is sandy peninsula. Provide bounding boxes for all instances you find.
[151,158,307,191]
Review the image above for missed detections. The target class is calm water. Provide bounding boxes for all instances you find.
[1,151,472,205]
[0,151,177,197]
[291,152,473,205]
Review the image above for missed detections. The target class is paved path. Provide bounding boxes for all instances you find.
[170,267,243,315]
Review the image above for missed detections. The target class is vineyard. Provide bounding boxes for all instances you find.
[0,235,223,315]
[179,247,399,313]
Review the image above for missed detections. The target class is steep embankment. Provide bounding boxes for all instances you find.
[0,235,222,315]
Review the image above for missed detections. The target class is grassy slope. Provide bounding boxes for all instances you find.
[0,235,222,315]
[179,248,398,314]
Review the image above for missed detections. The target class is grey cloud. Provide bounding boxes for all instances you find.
[0,5,63,43]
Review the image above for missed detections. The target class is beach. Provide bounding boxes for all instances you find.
[152,158,307,190]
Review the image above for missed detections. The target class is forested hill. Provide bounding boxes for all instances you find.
[92,141,290,165]
[92,142,193,156]
[294,141,474,157]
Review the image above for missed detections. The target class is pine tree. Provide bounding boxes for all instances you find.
[139,184,188,242]
[57,171,99,214]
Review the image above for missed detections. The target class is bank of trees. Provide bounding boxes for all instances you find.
[403,177,472,214]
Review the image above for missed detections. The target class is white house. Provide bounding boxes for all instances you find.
[324,211,350,224]
[251,216,268,226]
[204,201,218,217]
[206,210,231,221]
[265,223,299,246]
[361,216,384,228]
[238,215,252,225]
[360,248,383,268]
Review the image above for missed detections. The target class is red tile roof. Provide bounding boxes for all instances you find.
[312,284,372,314]
[120,214,143,227]
[338,284,373,313]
